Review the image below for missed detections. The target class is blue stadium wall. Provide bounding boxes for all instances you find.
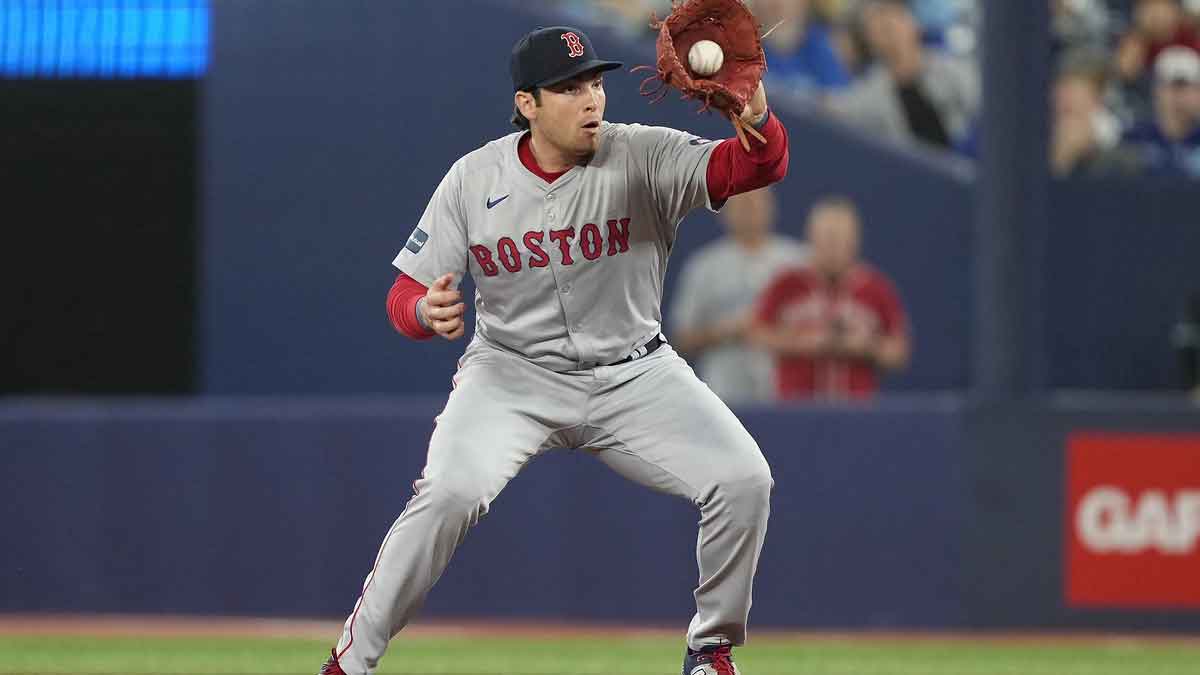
[1046,181,1200,390]
[4,396,1200,630]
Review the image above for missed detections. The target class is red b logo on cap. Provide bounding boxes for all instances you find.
[561,32,585,58]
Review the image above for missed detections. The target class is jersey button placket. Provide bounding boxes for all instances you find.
[544,190,588,364]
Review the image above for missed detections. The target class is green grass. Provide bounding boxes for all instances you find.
[3,634,1199,675]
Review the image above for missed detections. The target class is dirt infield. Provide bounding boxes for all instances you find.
[1,614,1197,647]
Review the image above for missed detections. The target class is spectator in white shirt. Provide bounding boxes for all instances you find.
[670,187,809,404]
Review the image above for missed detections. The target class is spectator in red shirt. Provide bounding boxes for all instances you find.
[749,196,910,400]
[1116,0,1200,86]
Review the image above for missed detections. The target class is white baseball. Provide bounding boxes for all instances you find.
[688,40,724,77]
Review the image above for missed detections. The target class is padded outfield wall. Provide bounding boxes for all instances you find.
[3,396,1199,630]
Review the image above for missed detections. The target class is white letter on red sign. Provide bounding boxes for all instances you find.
[1171,490,1200,554]
[1077,486,1129,553]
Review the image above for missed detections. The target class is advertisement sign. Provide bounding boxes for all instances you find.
[1066,433,1200,608]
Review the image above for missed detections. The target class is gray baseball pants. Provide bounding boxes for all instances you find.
[334,340,773,675]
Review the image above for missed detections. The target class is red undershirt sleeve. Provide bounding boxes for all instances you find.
[706,111,790,205]
[387,273,435,340]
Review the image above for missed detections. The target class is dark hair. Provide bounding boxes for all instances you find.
[511,88,542,130]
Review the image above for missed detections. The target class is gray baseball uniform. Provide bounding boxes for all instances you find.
[334,122,773,675]
[670,235,809,404]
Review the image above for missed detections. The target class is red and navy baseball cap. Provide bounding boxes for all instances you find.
[510,26,623,92]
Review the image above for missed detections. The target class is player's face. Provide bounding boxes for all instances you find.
[533,70,607,158]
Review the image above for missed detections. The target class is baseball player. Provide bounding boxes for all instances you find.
[320,25,789,675]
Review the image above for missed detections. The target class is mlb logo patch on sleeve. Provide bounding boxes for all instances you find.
[405,227,430,254]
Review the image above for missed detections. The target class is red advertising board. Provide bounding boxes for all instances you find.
[1066,433,1200,608]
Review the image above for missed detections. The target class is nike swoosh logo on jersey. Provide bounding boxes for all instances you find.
[486,194,510,209]
[688,137,714,146]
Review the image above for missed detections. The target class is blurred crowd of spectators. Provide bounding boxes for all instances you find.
[558,0,1200,177]
[560,0,982,154]
[1052,0,1200,177]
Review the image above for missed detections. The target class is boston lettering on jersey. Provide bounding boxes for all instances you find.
[469,217,631,276]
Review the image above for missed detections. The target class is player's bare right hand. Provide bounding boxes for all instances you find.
[420,273,466,340]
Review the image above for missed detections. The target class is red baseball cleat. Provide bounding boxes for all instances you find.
[683,644,741,675]
[317,648,347,675]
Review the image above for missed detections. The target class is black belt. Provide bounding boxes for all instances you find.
[606,334,666,366]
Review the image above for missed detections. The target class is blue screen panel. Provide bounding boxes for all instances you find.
[0,0,208,78]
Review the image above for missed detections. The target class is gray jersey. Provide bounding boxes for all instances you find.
[393,122,719,370]
[670,236,809,403]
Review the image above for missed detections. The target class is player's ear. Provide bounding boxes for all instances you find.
[515,90,539,123]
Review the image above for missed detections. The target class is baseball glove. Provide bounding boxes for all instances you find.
[636,0,768,149]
